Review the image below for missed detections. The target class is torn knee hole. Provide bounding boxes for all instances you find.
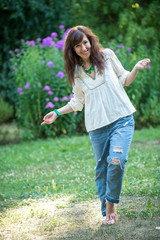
[111,158,120,164]
[113,147,123,153]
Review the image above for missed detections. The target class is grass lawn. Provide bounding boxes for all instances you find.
[0,126,160,239]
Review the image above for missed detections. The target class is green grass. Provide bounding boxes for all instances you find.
[0,126,160,210]
[0,127,160,240]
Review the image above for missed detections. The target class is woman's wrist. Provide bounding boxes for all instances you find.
[53,109,61,117]
[134,65,139,72]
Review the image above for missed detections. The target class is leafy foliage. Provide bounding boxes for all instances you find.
[0,0,72,105]
[70,0,160,49]
[111,42,160,128]
[0,0,160,133]
[0,98,14,123]
[10,31,84,139]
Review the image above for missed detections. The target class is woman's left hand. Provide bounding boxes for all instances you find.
[135,58,150,70]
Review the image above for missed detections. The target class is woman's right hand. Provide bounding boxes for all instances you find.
[41,111,57,125]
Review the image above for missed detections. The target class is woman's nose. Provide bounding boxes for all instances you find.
[81,44,86,51]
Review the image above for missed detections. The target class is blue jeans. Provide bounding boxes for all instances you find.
[89,114,134,217]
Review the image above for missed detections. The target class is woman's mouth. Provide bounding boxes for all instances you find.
[82,51,88,55]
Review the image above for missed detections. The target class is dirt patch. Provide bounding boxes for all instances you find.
[0,196,160,240]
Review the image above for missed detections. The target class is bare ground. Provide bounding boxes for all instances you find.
[0,196,160,240]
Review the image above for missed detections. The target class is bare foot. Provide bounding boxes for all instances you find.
[103,201,117,225]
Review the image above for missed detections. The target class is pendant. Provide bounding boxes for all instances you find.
[85,65,94,74]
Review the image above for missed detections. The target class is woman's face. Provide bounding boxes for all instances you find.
[73,34,91,61]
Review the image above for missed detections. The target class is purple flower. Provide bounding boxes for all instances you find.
[59,25,64,29]
[9,58,12,62]
[118,44,124,48]
[38,83,42,87]
[61,96,68,101]
[68,94,74,99]
[21,50,24,53]
[42,60,45,64]
[127,47,132,53]
[47,61,54,68]
[29,40,35,46]
[116,50,120,55]
[16,54,20,57]
[48,90,54,95]
[53,97,59,102]
[74,111,77,115]
[50,70,54,74]
[13,66,18,70]
[19,92,24,95]
[41,37,54,48]
[147,65,151,69]
[45,102,55,109]
[43,85,51,91]
[63,28,71,39]
[9,50,12,54]
[54,40,65,49]
[56,71,65,79]
[51,32,58,38]
[17,88,23,92]
[55,49,59,52]
[46,98,49,101]
[15,48,19,52]
[24,82,30,89]
[36,38,41,41]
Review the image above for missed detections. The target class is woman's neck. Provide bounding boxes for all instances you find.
[82,59,92,69]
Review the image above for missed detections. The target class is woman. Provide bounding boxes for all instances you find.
[41,26,150,225]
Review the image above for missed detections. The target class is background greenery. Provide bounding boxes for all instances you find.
[0,0,160,139]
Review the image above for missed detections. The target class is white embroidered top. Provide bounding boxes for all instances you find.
[68,48,136,132]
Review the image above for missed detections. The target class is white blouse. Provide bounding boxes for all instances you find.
[68,48,136,132]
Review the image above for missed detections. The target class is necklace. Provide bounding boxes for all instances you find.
[82,64,94,74]
[84,65,94,74]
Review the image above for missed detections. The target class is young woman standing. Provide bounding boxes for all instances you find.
[41,26,150,225]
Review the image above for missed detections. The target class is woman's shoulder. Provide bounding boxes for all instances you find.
[102,48,114,57]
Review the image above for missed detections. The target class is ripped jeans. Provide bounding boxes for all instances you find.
[89,114,134,217]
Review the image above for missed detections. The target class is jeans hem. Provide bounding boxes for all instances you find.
[102,212,106,217]
[106,196,119,204]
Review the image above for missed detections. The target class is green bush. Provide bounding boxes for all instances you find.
[10,32,160,140]
[0,0,72,106]
[2,0,160,132]
[107,41,160,128]
[0,98,14,123]
[10,29,84,140]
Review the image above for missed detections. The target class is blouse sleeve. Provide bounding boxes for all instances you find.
[108,49,130,85]
[68,82,85,111]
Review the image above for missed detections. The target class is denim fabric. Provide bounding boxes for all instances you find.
[89,114,134,217]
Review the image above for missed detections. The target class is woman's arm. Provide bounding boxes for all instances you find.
[124,58,150,86]
[41,80,85,126]
[41,104,73,125]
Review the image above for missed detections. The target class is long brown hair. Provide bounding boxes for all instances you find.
[64,26,105,86]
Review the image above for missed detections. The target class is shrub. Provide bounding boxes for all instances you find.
[0,0,73,106]
[10,28,84,140]
[10,28,160,140]
[0,98,14,123]
[107,41,160,128]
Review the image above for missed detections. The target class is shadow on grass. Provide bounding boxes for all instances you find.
[0,196,159,240]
